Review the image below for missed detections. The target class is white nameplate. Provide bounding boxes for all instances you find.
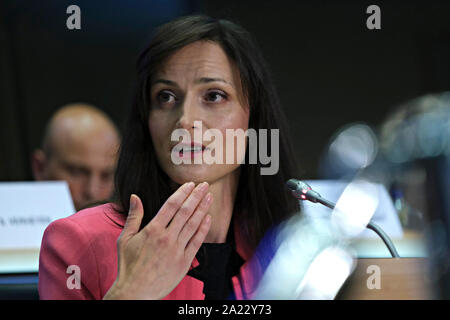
[0,181,75,250]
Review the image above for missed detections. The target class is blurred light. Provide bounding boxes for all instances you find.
[384,121,417,163]
[253,215,353,299]
[380,92,450,164]
[418,111,448,158]
[332,179,379,238]
[327,123,378,173]
[295,246,355,300]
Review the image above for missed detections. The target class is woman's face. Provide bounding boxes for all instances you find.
[148,41,250,185]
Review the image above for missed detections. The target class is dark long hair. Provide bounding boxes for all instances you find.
[114,15,300,250]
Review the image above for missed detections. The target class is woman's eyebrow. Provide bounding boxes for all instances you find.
[151,78,178,87]
[151,77,234,89]
[195,77,234,88]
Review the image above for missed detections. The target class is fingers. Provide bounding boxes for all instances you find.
[152,182,195,227]
[185,214,212,261]
[177,192,213,247]
[167,182,209,235]
[121,194,144,239]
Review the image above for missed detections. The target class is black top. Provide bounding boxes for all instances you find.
[187,227,245,300]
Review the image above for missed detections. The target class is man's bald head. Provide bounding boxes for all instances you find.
[32,103,120,211]
[42,103,119,158]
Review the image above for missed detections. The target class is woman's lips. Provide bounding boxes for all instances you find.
[172,142,207,159]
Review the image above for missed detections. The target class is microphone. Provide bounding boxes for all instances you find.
[286,179,335,209]
[286,179,400,258]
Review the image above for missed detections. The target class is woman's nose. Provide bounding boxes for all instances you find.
[176,95,202,130]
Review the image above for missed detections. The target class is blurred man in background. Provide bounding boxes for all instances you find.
[31,103,120,211]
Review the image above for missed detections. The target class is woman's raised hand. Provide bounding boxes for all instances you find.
[103,182,213,299]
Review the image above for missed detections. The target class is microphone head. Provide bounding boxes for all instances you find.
[286,179,299,191]
[286,179,312,192]
[286,179,320,202]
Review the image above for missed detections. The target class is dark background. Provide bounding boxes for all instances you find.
[1,0,449,181]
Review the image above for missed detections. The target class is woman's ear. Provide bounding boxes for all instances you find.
[31,149,47,180]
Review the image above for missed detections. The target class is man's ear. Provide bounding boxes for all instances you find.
[31,149,47,180]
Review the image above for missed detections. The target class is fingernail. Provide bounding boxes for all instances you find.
[185,182,195,189]
[130,194,137,210]
[199,182,209,191]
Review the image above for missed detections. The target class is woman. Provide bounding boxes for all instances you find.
[38,15,300,300]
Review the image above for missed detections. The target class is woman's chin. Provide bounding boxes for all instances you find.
[166,164,216,185]
[163,162,240,186]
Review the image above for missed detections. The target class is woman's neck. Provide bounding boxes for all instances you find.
[204,170,240,243]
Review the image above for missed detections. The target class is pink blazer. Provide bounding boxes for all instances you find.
[38,203,262,300]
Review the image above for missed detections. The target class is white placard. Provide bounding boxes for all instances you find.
[0,181,75,250]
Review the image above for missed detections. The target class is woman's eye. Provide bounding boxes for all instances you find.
[157,90,176,105]
[205,91,227,103]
